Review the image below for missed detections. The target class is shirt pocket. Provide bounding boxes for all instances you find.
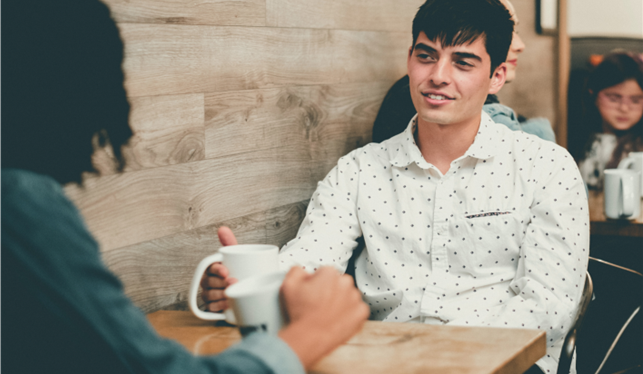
[452,212,523,276]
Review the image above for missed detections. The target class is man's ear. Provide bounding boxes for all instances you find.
[488,62,507,95]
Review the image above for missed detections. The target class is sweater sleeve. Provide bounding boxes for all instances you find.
[1,169,304,374]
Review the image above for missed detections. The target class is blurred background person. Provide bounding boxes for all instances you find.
[577,51,643,190]
[372,0,555,143]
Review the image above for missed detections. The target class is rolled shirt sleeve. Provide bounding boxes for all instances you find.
[2,169,304,374]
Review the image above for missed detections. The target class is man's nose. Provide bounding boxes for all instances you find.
[429,60,452,86]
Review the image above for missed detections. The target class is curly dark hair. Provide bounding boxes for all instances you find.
[2,0,133,185]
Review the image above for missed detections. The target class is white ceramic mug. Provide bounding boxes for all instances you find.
[604,169,641,220]
[225,271,288,336]
[188,244,279,322]
[618,152,643,197]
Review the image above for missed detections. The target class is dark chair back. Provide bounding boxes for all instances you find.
[557,272,594,374]
[576,256,642,374]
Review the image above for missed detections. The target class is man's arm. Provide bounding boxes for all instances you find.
[202,150,366,309]
[278,151,365,271]
[450,147,590,347]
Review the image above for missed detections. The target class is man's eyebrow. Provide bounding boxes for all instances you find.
[454,52,482,62]
[414,43,437,53]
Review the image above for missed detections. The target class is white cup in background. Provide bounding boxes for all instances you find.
[188,244,279,323]
[604,169,641,220]
[618,152,643,197]
[226,271,288,336]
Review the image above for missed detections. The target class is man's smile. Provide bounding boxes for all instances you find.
[422,91,455,105]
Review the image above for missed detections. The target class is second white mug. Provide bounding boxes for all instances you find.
[618,152,643,197]
[604,169,641,220]
[225,271,288,336]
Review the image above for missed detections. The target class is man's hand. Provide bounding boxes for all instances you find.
[200,226,238,312]
[278,266,370,370]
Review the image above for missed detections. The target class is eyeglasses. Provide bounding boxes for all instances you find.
[598,91,643,110]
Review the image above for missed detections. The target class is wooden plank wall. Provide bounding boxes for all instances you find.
[65,0,423,313]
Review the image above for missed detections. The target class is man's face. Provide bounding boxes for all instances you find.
[407,32,506,129]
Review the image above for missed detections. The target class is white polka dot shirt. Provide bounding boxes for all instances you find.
[279,112,590,373]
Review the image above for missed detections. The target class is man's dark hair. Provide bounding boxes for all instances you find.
[2,0,133,185]
[411,0,514,74]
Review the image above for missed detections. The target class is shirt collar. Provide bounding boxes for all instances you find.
[389,115,426,168]
[464,111,501,160]
[389,111,500,168]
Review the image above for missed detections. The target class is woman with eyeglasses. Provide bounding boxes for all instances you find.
[578,51,643,190]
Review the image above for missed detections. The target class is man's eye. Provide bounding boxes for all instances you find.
[456,60,473,67]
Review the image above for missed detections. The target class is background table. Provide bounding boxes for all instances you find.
[588,191,643,237]
[148,310,546,374]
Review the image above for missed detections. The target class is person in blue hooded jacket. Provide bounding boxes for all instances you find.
[1,1,368,373]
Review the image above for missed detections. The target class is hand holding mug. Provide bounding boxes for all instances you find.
[189,227,279,322]
[199,227,238,312]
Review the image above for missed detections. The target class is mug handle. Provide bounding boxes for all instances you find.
[620,174,635,217]
[618,157,634,170]
[188,253,227,321]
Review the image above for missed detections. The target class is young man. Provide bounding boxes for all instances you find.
[204,0,589,372]
[1,1,368,373]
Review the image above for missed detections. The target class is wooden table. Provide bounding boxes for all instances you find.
[588,190,643,237]
[148,310,546,374]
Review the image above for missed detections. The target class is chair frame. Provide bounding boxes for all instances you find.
[557,271,594,374]
[588,257,642,374]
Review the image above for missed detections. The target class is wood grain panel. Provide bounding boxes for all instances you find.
[67,166,193,251]
[123,94,205,171]
[266,0,424,32]
[103,200,308,312]
[90,95,204,175]
[103,0,266,27]
[204,81,392,160]
[66,148,326,251]
[119,24,409,97]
